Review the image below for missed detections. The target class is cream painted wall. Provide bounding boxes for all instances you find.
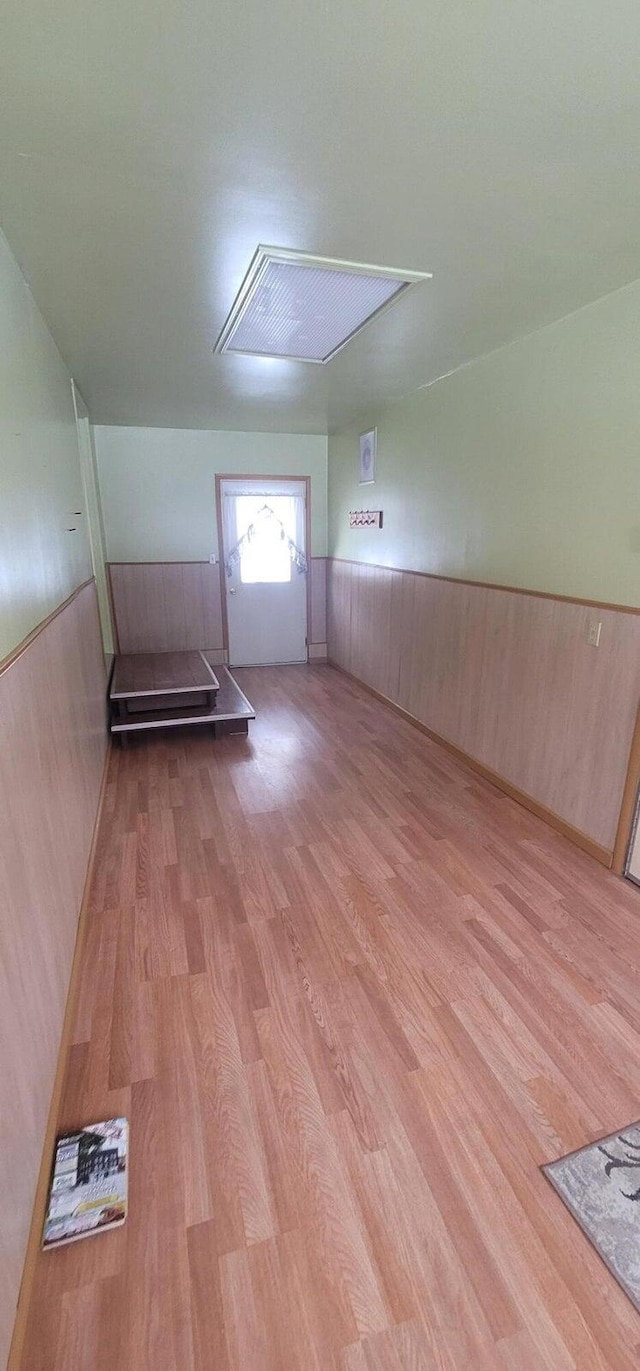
[94,426,328,561]
[329,277,640,607]
[0,230,92,660]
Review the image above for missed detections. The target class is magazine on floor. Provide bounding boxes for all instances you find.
[43,1118,128,1249]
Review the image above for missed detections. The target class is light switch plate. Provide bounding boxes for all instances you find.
[586,621,602,647]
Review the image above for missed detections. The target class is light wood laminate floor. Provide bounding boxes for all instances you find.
[20,665,640,1370]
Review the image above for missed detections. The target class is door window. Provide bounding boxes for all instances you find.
[235,495,296,584]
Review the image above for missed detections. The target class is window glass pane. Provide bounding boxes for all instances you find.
[235,495,294,584]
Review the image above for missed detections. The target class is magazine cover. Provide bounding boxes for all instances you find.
[43,1118,128,1249]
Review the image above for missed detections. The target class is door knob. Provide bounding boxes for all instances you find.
[228,587,237,595]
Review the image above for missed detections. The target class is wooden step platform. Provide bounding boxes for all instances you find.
[110,649,219,703]
[109,652,254,740]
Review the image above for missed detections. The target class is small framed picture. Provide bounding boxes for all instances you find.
[359,428,376,485]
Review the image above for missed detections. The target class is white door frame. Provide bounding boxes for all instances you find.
[216,473,311,664]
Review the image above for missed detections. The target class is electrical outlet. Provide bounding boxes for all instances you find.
[209,553,217,565]
[586,621,602,648]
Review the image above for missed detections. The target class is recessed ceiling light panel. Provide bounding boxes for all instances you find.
[214,246,432,363]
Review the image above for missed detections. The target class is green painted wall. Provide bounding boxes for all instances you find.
[0,230,92,660]
[73,386,114,655]
[94,426,328,561]
[329,278,640,607]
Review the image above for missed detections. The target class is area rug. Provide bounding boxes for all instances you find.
[542,1121,640,1311]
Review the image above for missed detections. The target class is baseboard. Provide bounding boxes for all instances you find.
[328,660,613,869]
[7,739,112,1371]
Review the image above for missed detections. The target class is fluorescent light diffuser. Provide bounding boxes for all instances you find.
[214,246,432,363]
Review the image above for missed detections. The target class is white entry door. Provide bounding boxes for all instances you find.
[220,478,308,666]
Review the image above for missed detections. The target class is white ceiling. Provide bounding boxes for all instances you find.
[2,1,640,434]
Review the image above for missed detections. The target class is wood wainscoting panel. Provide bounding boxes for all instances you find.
[327,559,640,852]
[109,559,328,662]
[0,582,107,1369]
[108,562,224,654]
